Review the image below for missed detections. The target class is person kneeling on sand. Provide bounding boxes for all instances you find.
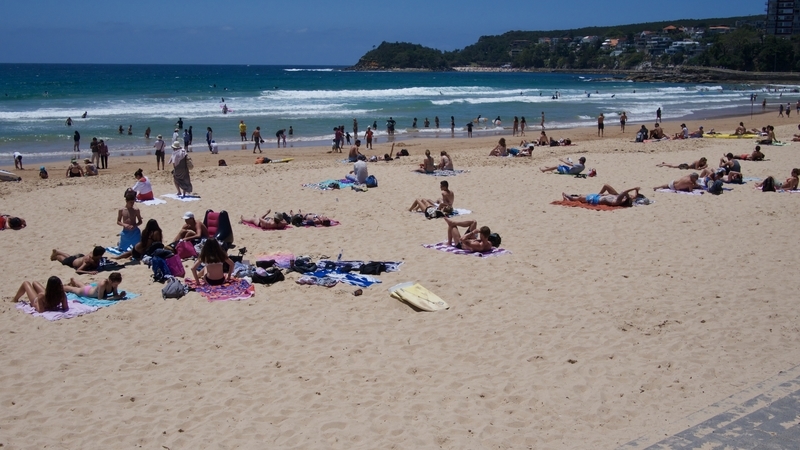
[64,272,126,300]
[51,246,106,275]
[12,276,68,313]
[653,173,701,192]
[656,158,707,170]
[409,180,455,214]
[83,158,98,176]
[445,218,494,253]
[562,185,641,207]
[540,157,585,174]
[240,210,289,230]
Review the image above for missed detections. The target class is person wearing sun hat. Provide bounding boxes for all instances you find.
[173,211,208,244]
[168,141,193,197]
[83,158,98,176]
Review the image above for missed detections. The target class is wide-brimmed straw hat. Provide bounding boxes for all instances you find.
[171,141,182,149]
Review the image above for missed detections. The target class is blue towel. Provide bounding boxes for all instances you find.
[67,284,139,308]
[306,270,381,287]
[118,227,141,253]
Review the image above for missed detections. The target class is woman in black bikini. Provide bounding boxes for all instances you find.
[113,219,163,260]
[191,239,234,286]
[66,161,84,178]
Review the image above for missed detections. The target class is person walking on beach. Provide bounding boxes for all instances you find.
[252,127,262,153]
[787,103,792,118]
[540,112,545,130]
[206,127,213,152]
[512,116,519,136]
[364,127,373,150]
[73,131,80,153]
[620,111,627,133]
[154,135,166,171]
[353,118,358,139]
[656,107,662,123]
[520,116,526,136]
[597,113,605,137]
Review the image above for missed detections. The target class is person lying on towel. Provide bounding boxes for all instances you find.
[540,157,585,175]
[562,184,641,207]
[444,218,493,252]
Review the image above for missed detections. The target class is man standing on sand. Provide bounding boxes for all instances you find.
[620,111,627,132]
[653,173,701,192]
[466,122,473,138]
[597,113,605,137]
[73,131,80,153]
[252,127,262,153]
[353,118,358,139]
[540,112,545,130]
[239,120,247,142]
[656,107,662,123]
[364,127,373,149]
[154,134,166,171]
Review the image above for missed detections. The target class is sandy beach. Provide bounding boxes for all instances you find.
[1,112,799,449]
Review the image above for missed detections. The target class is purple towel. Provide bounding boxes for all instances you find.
[422,242,510,258]
[16,300,98,320]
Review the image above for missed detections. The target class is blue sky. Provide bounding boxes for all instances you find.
[2,0,763,65]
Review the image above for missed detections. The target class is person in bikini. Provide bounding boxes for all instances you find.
[488,138,508,157]
[51,246,106,275]
[191,239,234,286]
[756,168,800,191]
[653,173,701,192]
[66,160,84,177]
[409,180,455,214]
[12,276,68,313]
[562,185,641,207]
[732,145,765,161]
[656,157,707,170]
[289,212,333,227]
[444,218,493,253]
[240,210,289,230]
[64,272,126,300]
[415,149,436,172]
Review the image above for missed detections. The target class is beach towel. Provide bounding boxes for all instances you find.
[296,275,338,287]
[16,300,98,321]
[317,260,403,273]
[161,193,201,202]
[184,278,255,302]
[417,169,469,176]
[67,286,140,308]
[655,189,704,195]
[415,206,472,218]
[241,220,340,231]
[257,252,294,269]
[422,242,511,258]
[138,198,167,206]
[550,200,625,211]
[302,179,355,191]
[118,227,141,254]
[105,246,125,257]
[304,270,381,288]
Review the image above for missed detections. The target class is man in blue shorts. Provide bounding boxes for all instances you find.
[540,157,586,174]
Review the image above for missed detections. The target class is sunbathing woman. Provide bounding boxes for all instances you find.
[0,215,26,230]
[488,138,508,156]
[191,239,234,286]
[12,276,68,313]
[64,272,126,300]
[240,210,289,230]
[657,158,707,170]
[289,211,332,227]
[113,219,163,260]
[438,151,454,170]
[732,146,765,161]
[414,149,436,173]
[756,168,800,191]
[562,184,641,207]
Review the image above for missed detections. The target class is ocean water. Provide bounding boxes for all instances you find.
[0,64,791,162]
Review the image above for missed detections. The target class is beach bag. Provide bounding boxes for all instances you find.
[252,267,285,284]
[186,156,194,170]
[424,206,445,219]
[360,261,386,275]
[176,240,197,259]
[635,131,646,142]
[165,254,185,277]
[161,277,187,299]
[399,149,409,156]
[292,258,317,274]
[151,256,171,283]
[365,175,378,188]
[488,233,502,248]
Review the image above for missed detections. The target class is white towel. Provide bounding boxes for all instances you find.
[161,194,201,202]
[655,189,704,195]
[138,198,167,205]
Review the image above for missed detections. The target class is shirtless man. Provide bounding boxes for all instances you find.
[444,218,493,253]
[597,113,605,137]
[649,123,665,139]
[734,122,747,135]
[438,151,453,171]
[51,246,106,275]
[240,210,289,230]
[251,126,262,153]
[65,272,126,300]
[364,127,373,149]
[174,211,208,242]
[657,157,707,170]
[732,145,765,161]
[348,140,362,162]
[409,180,455,214]
[563,185,640,207]
[653,173,701,192]
[540,157,586,174]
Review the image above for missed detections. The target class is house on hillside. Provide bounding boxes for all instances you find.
[708,26,732,34]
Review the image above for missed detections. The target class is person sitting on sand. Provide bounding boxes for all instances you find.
[734,122,747,135]
[657,158,708,170]
[689,126,704,138]
[540,157,586,175]
[537,131,549,147]
[173,211,208,244]
[732,146,765,161]
[83,158,98,176]
[113,219,163,260]
[415,149,436,173]
[444,218,494,253]
[240,210,289,230]
[0,215,26,230]
[792,125,800,142]
[438,151,454,171]
[51,246,106,275]
[673,124,689,140]
[348,140,362,162]
[488,138,508,157]
[653,173,701,192]
[347,155,369,183]
[191,239,235,286]
[130,168,154,201]
[562,184,641,207]
[66,160,84,178]
[39,166,48,179]
[649,123,666,139]
[64,272,126,300]
[12,276,68,313]
[719,153,742,175]
[758,125,777,145]
[756,168,800,191]
[409,180,455,215]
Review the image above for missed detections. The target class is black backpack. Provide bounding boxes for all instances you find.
[360,261,386,275]
[252,268,285,284]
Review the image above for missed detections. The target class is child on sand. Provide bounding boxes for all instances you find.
[118,190,143,252]
[12,276,68,312]
[64,272,126,300]
[51,246,106,275]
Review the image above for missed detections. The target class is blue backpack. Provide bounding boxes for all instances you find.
[151,256,171,283]
[366,175,378,188]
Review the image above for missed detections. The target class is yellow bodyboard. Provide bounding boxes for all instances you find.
[389,282,449,311]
